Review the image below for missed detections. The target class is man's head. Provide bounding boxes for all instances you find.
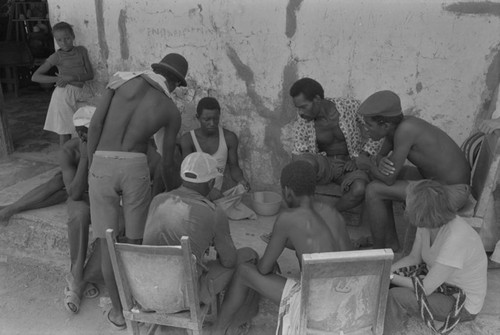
[180,152,223,196]
[358,90,403,140]
[196,97,221,135]
[151,53,188,93]
[72,106,95,143]
[280,161,316,207]
[52,22,75,52]
[289,78,325,121]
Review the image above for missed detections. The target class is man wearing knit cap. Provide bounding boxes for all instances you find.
[87,53,188,329]
[356,90,471,251]
[143,152,259,332]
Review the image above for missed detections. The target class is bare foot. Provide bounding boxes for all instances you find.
[106,308,126,330]
[0,207,15,226]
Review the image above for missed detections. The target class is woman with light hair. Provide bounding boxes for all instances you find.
[384,179,487,335]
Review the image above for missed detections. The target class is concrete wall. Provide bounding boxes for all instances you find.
[47,0,500,189]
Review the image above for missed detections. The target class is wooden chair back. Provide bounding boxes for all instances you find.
[106,229,208,335]
[299,249,393,335]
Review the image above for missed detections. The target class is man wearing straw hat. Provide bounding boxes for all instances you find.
[87,53,188,329]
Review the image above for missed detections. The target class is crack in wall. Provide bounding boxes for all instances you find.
[118,9,129,60]
[94,0,109,63]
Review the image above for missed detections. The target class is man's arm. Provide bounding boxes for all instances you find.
[213,206,237,268]
[60,141,88,201]
[179,132,195,159]
[357,126,413,185]
[161,102,182,190]
[258,215,288,275]
[225,130,249,189]
[87,89,115,165]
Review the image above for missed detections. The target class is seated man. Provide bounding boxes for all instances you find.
[179,97,250,200]
[289,78,383,212]
[356,90,471,251]
[142,152,259,329]
[60,107,102,314]
[209,161,353,335]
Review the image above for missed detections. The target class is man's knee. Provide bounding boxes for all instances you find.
[349,179,366,198]
[236,247,259,265]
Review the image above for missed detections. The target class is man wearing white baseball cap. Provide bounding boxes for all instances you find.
[143,152,259,329]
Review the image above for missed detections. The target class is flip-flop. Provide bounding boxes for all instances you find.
[83,283,100,299]
[106,308,127,330]
[64,286,81,314]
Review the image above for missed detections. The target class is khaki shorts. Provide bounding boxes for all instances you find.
[89,151,151,240]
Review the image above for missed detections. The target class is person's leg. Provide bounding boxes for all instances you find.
[0,171,67,225]
[66,199,92,297]
[211,262,286,334]
[384,287,455,334]
[362,180,408,251]
[59,134,71,146]
[335,178,367,212]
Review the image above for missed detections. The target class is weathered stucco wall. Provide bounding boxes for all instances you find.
[47,0,500,189]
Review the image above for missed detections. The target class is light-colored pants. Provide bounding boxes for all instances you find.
[89,151,151,240]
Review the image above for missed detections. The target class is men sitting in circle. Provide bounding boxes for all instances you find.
[60,107,102,314]
[142,152,259,332]
[356,90,471,252]
[288,78,383,212]
[385,180,486,335]
[179,97,250,200]
[209,160,353,335]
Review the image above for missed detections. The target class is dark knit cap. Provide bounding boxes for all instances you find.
[358,90,402,117]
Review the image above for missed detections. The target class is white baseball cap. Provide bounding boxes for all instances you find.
[181,152,222,183]
[73,106,96,128]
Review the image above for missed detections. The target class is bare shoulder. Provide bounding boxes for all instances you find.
[313,200,342,220]
[222,128,238,144]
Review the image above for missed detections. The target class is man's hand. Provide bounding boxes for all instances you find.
[343,159,357,173]
[355,154,372,171]
[79,141,88,161]
[238,179,251,192]
[479,118,500,134]
[55,73,74,87]
[378,156,395,176]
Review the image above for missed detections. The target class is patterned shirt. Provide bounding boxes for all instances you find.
[292,97,383,158]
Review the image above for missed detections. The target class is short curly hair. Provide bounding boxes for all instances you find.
[280,161,316,196]
[289,78,324,101]
[52,22,75,38]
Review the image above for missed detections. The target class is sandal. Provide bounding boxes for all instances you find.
[64,286,81,313]
[106,308,126,330]
[83,283,100,299]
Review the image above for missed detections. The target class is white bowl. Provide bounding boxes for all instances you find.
[252,191,282,216]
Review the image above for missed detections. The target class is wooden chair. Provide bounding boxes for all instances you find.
[457,129,500,251]
[105,229,218,335]
[299,249,393,335]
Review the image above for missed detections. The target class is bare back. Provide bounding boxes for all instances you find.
[392,116,470,185]
[96,77,179,153]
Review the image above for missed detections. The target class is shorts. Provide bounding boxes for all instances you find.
[407,181,471,211]
[276,278,301,335]
[44,82,98,135]
[89,151,151,239]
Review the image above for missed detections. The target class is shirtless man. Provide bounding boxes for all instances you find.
[179,97,250,200]
[209,161,352,334]
[356,90,471,251]
[87,53,187,329]
[289,78,382,212]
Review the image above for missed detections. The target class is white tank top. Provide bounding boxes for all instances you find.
[190,126,227,190]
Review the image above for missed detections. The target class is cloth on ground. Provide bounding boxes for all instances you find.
[214,184,256,220]
[276,278,301,335]
[106,70,172,155]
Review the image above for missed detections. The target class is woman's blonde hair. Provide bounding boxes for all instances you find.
[405,180,456,228]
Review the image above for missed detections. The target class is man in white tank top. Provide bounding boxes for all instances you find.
[180,97,249,199]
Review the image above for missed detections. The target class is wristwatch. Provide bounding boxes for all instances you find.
[390,273,395,281]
